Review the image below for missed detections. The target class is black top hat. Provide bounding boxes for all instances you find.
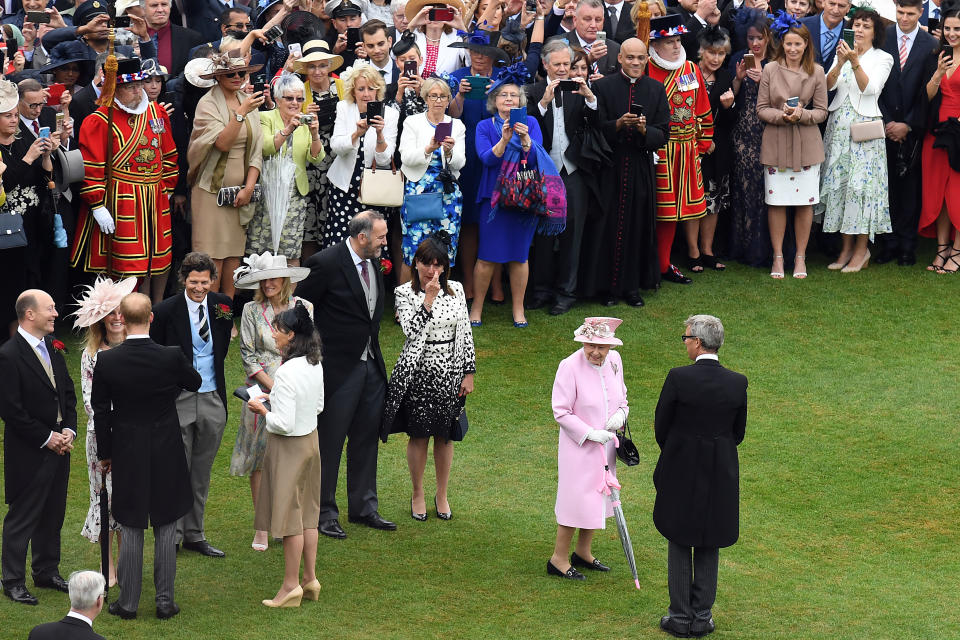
[115,57,147,84]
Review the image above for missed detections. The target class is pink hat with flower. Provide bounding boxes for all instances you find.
[573,317,623,346]
[71,276,138,329]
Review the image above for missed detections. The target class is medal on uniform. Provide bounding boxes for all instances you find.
[149,118,165,134]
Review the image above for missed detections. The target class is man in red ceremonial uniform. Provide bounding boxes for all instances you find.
[71,57,178,301]
[647,14,714,285]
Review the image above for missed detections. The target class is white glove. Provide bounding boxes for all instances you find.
[584,428,614,444]
[605,409,626,431]
[92,207,115,234]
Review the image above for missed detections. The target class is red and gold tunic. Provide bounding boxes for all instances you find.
[71,101,178,276]
[648,60,714,222]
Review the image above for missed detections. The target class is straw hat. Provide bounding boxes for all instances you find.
[71,276,138,329]
[573,317,623,346]
[0,79,19,113]
[233,252,310,290]
[293,39,344,74]
[405,0,465,23]
[199,49,264,79]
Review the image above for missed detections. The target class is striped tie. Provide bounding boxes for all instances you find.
[899,34,908,69]
[823,30,837,57]
[197,304,210,342]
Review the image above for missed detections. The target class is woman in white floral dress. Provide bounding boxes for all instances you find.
[73,276,138,587]
[230,252,311,551]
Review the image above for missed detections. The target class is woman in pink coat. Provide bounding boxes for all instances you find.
[548,317,629,581]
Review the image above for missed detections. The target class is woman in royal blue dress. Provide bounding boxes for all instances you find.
[469,63,544,329]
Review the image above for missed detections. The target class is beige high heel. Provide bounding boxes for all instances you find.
[841,249,870,273]
[301,579,322,601]
[262,585,303,608]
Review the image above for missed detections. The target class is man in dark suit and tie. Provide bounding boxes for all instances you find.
[150,252,233,558]
[550,0,621,77]
[361,19,399,90]
[601,0,636,43]
[654,314,747,638]
[525,39,598,316]
[27,570,107,640]
[94,293,201,620]
[877,0,940,266]
[142,0,204,77]
[0,289,77,606]
[296,211,396,539]
[800,0,851,71]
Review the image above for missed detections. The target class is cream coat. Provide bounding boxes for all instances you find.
[398,112,467,182]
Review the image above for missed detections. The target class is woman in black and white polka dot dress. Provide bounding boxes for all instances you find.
[325,64,399,249]
[382,234,476,522]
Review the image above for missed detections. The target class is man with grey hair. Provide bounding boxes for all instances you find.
[653,314,747,638]
[525,39,597,316]
[296,210,395,539]
[27,570,107,639]
[548,0,620,77]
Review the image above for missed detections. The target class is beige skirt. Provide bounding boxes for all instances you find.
[191,186,248,259]
[254,430,321,538]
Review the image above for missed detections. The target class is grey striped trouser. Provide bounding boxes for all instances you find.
[117,521,177,611]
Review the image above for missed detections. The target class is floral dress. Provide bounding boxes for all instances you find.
[728,71,771,267]
[303,86,339,245]
[80,347,120,542]
[229,296,314,475]
[401,148,463,265]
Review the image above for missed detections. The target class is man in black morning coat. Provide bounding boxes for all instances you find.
[93,293,201,619]
[654,314,748,638]
[295,210,396,540]
[0,289,77,606]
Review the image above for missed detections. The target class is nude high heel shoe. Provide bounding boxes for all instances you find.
[262,585,303,608]
[841,249,870,273]
[301,579,321,601]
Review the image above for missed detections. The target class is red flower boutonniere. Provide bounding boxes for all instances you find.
[380,258,393,275]
[214,303,233,320]
[51,339,66,355]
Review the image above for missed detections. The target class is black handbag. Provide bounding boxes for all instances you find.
[0,205,27,250]
[450,396,468,442]
[615,419,640,467]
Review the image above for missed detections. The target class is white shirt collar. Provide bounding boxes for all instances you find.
[896,24,918,43]
[126,334,150,339]
[66,611,93,627]
[17,325,44,348]
[183,291,208,313]
[19,114,38,133]
[575,31,595,48]
[696,353,719,362]
[604,1,623,17]
[346,237,367,269]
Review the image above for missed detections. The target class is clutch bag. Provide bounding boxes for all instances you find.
[850,119,885,142]
[217,184,263,207]
[403,191,444,222]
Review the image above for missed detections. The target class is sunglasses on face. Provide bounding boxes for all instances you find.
[282,95,306,103]
[223,71,249,79]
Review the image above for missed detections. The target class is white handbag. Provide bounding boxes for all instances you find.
[850,119,885,142]
[359,159,404,207]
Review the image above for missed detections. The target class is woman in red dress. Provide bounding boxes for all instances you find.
[918,9,960,272]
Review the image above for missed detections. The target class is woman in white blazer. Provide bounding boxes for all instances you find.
[324,63,400,249]
[248,302,325,609]
[816,8,894,273]
[407,2,467,76]
[397,78,467,284]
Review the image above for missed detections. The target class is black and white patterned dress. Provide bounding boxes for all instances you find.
[382,279,476,440]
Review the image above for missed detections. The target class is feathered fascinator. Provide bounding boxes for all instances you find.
[339,60,373,85]
[431,71,460,93]
[432,229,452,249]
[486,59,530,95]
[732,7,772,39]
[770,10,802,39]
[698,24,731,50]
[71,277,138,329]
[457,29,491,45]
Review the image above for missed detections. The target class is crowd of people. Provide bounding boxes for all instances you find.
[0,0,956,635]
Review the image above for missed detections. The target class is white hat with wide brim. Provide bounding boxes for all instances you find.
[233,251,310,289]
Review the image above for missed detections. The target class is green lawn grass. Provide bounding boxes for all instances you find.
[2,249,958,639]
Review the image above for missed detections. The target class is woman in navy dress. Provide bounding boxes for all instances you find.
[469,77,543,329]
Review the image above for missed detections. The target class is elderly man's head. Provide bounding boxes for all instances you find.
[573,0,605,43]
[140,0,171,30]
[68,571,106,617]
[16,289,57,337]
[682,314,724,359]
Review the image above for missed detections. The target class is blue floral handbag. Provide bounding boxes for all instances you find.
[404,191,444,222]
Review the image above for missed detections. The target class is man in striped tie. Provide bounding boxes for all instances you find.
[150,253,234,559]
[878,0,939,266]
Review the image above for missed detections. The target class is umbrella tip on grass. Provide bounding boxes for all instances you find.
[635,579,641,590]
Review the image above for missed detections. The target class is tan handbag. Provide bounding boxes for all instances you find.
[359,159,404,207]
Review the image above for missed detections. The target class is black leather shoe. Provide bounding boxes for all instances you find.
[602,296,618,307]
[661,265,692,285]
[690,617,715,637]
[411,500,427,522]
[546,560,585,581]
[34,574,69,592]
[549,299,574,316]
[897,252,916,266]
[319,519,347,539]
[624,293,645,308]
[182,540,225,558]
[660,615,692,638]
[108,601,137,619]
[348,511,397,531]
[3,584,38,605]
[570,552,610,572]
[873,249,897,265]
[434,496,451,521]
[156,602,180,620]
[525,294,552,310]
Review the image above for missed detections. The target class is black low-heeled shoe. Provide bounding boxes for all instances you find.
[411,499,427,522]
[571,551,611,572]
[547,560,585,581]
[434,496,451,520]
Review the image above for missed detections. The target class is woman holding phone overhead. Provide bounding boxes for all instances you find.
[325,62,399,248]
[397,77,466,285]
[918,8,960,272]
[405,0,467,77]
